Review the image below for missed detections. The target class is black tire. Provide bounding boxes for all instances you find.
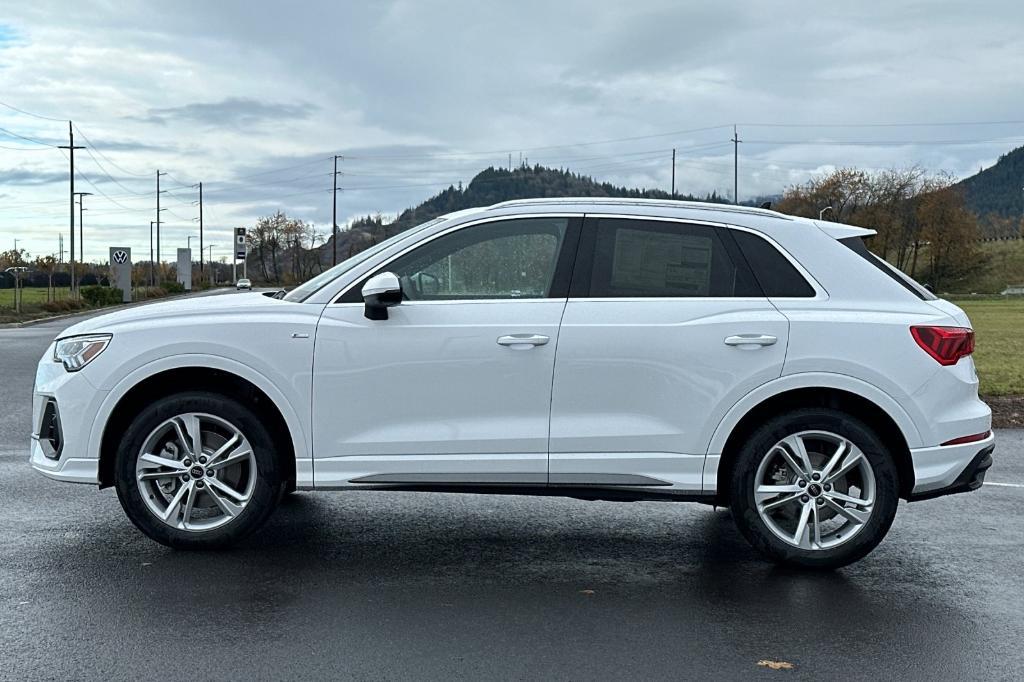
[114,391,282,549]
[729,408,900,569]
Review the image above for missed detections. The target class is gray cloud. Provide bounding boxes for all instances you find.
[140,97,315,129]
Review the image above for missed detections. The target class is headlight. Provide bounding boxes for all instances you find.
[53,334,112,371]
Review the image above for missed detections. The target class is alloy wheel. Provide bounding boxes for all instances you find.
[135,412,257,531]
[753,430,876,551]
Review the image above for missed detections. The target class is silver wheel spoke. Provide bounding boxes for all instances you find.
[823,497,870,525]
[162,482,191,522]
[812,502,822,548]
[209,446,253,472]
[827,490,873,507]
[206,481,244,517]
[207,476,249,504]
[793,502,813,549]
[139,453,186,471]
[139,470,183,481]
[756,483,803,499]
[783,435,815,477]
[819,440,848,480]
[824,449,865,485]
[774,446,809,481]
[181,482,199,529]
[759,492,803,512]
[204,433,240,467]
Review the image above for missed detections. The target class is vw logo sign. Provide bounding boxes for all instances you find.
[112,250,128,265]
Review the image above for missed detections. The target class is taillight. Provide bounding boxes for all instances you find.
[910,326,975,366]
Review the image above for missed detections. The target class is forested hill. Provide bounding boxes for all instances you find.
[342,165,728,244]
[957,145,1024,219]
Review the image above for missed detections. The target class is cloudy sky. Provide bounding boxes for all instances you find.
[2,1,1023,263]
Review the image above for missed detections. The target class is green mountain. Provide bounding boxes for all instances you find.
[957,145,1024,219]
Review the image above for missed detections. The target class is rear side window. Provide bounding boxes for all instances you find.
[731,230,816,298]
[839,237,937,301]
[583,218,760,297]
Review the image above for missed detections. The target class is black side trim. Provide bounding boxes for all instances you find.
[907,444,994,502]
[335,483,716,503]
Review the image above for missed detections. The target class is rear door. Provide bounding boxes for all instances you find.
[548,216,790,491]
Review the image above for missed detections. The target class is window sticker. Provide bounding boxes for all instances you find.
[610,228,712,295]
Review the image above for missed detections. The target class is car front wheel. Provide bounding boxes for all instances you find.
[114,391,282,549]
[729,408,900,569]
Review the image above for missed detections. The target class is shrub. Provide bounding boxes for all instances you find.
[41,299,88,313]
[80,285,123,307]
[162,280,186,294]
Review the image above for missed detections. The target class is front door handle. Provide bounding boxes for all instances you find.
[724,334,778,347]
[497,334,550,349]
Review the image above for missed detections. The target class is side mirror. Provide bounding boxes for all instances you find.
[362,271,402,320]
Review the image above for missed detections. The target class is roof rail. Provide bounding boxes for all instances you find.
[485,197,793,221]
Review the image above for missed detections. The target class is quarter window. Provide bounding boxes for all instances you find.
[584,218,760,297]
[731,229,816,298]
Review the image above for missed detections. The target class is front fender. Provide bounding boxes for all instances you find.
[86,353,311,469]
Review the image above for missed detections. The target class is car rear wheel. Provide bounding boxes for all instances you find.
[114,391,282,549]
[729,408,900,569]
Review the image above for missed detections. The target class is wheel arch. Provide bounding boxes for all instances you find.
[96,365,301,489]
[710,380,918,502]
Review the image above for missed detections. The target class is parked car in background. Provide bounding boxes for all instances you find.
[236,278,252,290]
[30,198,993,568]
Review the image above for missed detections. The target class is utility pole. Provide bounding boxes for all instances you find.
[156,170,167,275]
[332,155,342,266]
[149,221,156,286]
[58,122,85,295]
[671,148,676,198]
[73,192,92,265]
[58,234,63,263]
[732,125,741,205]
[193,182,204,282]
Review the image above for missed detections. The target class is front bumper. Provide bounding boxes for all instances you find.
[28,346,106,485]
[908,435,995,501]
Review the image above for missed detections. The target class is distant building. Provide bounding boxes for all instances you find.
[1002,284,1024,295]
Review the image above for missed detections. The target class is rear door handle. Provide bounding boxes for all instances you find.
[724,334,778,347]
[497,334,550,349]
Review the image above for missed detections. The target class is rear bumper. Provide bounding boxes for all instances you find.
[908,441,994,501]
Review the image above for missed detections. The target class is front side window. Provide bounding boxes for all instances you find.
[585,218,759,297]
[345,217,569,302]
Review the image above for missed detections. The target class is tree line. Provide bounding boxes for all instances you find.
[774,167,1018,291]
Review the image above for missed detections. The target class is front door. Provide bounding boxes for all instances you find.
[312,215,581,487]
[548,216,790,491]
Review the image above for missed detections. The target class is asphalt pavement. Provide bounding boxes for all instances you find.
[1,294,1022,680]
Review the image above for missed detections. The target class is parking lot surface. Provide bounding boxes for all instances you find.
[2,302,1022,680]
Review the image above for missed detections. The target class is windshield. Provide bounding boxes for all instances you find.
[282,217,448,302]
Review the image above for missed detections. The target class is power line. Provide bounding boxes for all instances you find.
[0,99,67,121]
[70,124,152,177]
[0,124,59,147]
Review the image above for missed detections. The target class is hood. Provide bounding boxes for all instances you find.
[58,293,281,337]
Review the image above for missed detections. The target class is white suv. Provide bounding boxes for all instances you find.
[30,199,993,568]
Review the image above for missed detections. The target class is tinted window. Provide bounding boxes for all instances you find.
[731,230,815,298]
[585,218,759,297]
[344,217,568,302]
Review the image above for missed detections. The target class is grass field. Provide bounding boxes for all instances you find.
[952,298,1024,396]
[0,287,72,308]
